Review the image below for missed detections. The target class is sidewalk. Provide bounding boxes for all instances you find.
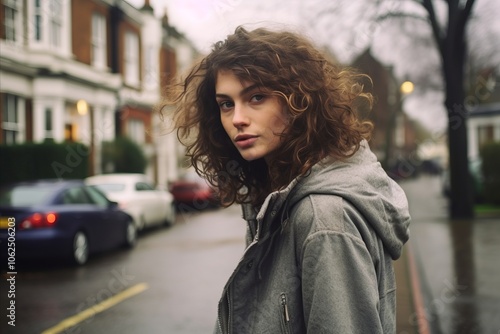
[395,176,500,334]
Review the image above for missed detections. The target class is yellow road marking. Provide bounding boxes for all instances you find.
[41,283,149,334]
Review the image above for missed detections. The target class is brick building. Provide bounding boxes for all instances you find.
[351,49,418,168]
[0,0,197,184]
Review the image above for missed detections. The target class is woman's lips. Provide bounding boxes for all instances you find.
[235,135,258,149]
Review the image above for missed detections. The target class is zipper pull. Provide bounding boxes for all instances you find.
[281,293,290,322]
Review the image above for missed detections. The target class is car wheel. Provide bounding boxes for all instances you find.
[124,220,137,248]
[72,231,89,265]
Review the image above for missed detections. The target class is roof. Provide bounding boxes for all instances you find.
[469,102,500,117]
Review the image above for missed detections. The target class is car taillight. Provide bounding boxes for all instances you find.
[20,212,58,230]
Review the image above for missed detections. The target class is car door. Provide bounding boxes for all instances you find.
[135,181,162,225]
[84,186,123,249]
[59,186,104,251]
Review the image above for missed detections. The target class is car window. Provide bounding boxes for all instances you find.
[61,187,93,205]
[0,185,54,207]
[92,183,126,193]
[84,186,110,208]
[135,182,154,191]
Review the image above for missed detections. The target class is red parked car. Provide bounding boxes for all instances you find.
[169,173,219,211]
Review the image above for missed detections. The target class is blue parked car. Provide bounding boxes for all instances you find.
[0,179,137,266]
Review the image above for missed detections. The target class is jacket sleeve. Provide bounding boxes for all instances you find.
[300,229,384,333]
[302,231,382,333]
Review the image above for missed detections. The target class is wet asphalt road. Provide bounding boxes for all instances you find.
[400,176,500,334]
[0,205,246,334]
[1,176,498,334]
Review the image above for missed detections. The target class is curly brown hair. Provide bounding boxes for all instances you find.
[160,26,373,207]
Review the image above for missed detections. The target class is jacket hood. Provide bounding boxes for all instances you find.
[287,141,410,259]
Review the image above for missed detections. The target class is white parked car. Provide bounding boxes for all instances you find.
[85,174,175,231]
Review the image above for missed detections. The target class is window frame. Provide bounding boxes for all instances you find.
[126,118,145,144]
[91,12,107,69]
[33,0,43,42]
[477,124,495,149]
[2,94,24,144]
[4,0,21,43]
[124,31,140,86]
[143,46,157,89]
[44,108,54,140]
[47,0,63,48]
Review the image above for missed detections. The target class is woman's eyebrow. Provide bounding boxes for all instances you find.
[215,84,260,99]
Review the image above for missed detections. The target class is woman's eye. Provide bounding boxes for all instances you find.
[219,101,233,110]
[250,94,265,102]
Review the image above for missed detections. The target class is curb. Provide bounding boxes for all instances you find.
[406,240,430,334]
[396,241,430,334]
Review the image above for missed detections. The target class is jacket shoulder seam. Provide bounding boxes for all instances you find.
[302,229,368,252]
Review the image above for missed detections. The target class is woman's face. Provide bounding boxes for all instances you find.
[215,70,288,162]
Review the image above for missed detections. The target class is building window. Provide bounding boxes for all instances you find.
[65,123,75,142]
[2,94,23,144]
[477,125,494,149]
[4,0,20,42]
[127,119,145,144]
[34,0,42,41]
[31,0,63,47]
[49,0,62,48]
[45,108,53,139]
[125,32,139,86]
[144,46,157,89]
[91,13,107,69]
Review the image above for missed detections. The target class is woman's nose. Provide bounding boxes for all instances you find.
[232,104,250,127]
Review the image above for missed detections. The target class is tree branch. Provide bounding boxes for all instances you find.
[458,0,476,27]
[375,12,427,23]
[421,0,445,56]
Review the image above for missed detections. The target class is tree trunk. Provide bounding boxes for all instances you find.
[422,0,476,218]
[443,2,475,219]
[445,68,474,218]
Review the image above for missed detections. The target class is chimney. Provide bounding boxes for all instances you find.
[141,0,154,13]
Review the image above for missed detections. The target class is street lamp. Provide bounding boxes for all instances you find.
[383,79,414,171]
[77,99,88,116]
[400,81,415,95]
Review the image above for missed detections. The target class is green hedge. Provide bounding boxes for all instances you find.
[480,141,500,205]
[101,136,147,174]
[0,141,89,185]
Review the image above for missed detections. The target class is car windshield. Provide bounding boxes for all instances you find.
[0,185,55,207]
[92,183,126,193]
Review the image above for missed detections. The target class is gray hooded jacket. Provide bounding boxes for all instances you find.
[215,141,411,334]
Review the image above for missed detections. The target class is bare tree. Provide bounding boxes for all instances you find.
[417,0,476,218]
[218,0,497,218]
[304,0,489,218]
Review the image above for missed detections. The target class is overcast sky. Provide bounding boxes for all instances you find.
[128,0,500,134]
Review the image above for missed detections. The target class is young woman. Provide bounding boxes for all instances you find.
[162,26,410,334]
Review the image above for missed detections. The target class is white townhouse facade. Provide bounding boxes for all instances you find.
[0,0,118,176]
[468,102,500,159]
[0,0,198,183]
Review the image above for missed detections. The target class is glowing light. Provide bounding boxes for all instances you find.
[46,213,57,224]
[77,100,88,115]
[400,81,414,95]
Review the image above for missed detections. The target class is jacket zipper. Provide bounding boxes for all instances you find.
[227,289,231,334]
[217,231,260,334]
[281,293,290,321]
[217,302,223,333]
[281,292,291,334]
